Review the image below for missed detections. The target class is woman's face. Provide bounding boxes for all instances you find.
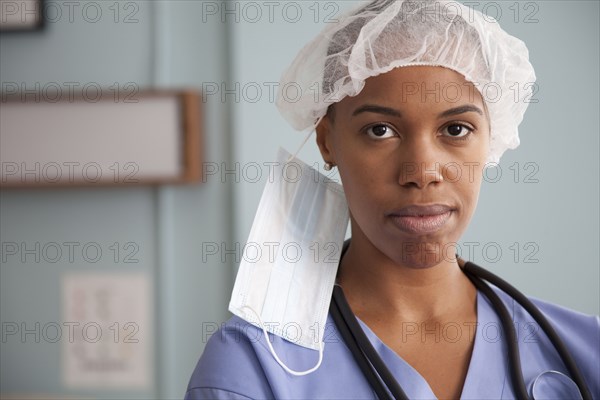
[317,66,490,268]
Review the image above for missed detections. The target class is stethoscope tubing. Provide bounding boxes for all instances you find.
[462,261,592,400]
[330,288,400,400]
[330,260,592,400]
[462,269,529,398]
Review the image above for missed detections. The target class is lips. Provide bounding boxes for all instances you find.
[388,204,454,235]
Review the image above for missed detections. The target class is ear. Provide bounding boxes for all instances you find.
[316,115,335,164]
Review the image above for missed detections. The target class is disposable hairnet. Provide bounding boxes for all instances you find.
[276,0,536,164]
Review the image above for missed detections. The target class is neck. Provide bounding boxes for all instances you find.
[337,233,476,323]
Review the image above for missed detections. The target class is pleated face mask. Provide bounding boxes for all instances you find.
[229,147,349,372]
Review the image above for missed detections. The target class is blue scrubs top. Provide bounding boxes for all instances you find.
[185,287,599,399]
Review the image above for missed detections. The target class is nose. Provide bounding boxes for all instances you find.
[397,136,444,188]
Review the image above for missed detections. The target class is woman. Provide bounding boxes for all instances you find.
[186,1,599,398]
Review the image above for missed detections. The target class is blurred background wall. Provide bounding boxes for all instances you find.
[0,2,233,398]
[1,1,598,399]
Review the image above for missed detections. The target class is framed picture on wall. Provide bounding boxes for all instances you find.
[0,0,44,32]
[0,89,203,187]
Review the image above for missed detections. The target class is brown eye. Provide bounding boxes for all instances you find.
[443,124,472,138]
[366,124,396,139]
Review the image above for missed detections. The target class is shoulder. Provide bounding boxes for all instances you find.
[185,313,374,399]
[528,296,600,332]
[488,284,599,346]
[491,287,600,397]
[527,297,600,398]
[185,315,275,399]
[526,296,600,358]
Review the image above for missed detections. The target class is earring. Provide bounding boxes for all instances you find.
[324,161,334,171]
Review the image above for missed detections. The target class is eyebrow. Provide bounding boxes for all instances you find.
[438,105,484,118]
[352,104,402,118]
[351,104,484,118]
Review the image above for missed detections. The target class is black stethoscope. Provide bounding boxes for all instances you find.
[329,253,593,400]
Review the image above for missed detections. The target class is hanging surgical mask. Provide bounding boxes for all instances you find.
[229,147,349,374]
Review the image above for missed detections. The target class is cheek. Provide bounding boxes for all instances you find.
[457,165,485,219]
[452,133,489,214]
[336,147,382,191]
[338,167,371,207]
[330,130,386,220]
[337,164,385,220]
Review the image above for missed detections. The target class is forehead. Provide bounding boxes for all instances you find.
[335,65,484,111]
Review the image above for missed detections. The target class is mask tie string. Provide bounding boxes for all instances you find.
[241,304,325,376]
[286,115,324,163]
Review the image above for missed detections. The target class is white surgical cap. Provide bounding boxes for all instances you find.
[276,0,536,164]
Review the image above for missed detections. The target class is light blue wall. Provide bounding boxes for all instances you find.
[1,1,232,398]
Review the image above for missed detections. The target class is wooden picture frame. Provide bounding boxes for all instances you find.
[0,0,45,32]
[0,89,203,187]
